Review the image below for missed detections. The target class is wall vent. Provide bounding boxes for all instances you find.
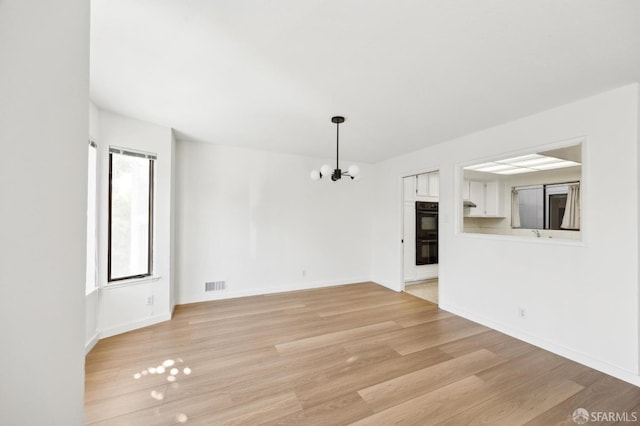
[205,281,226,292]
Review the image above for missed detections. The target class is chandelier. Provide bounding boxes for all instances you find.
[310,116,360,181]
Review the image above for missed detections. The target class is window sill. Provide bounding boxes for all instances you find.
[104,275,162,289]
[456,231,585,247]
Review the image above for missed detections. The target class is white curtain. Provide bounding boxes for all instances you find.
[561,183,580,230]
[511,190,521,228]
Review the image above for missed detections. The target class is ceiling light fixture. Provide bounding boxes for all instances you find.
[464,154,580,175]
[310,116,360,182]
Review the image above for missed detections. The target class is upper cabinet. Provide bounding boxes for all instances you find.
[464,179,505,217]
[484,181,503,216]
[416,173,428,196]
[415,172,439,199]
[428,173,439,197]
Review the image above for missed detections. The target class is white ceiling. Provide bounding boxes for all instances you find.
[90,0,640,163]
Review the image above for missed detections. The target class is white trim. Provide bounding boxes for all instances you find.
[397,175,405,292]
[109,145,157,160]
[85,286,100,297]
[84,332,100,355]
[177,277,370,305]
[439,302,640,388]
[375,279,403,293]
[455,231,585,247]
[104,275,162,289]
[100,312,172,339]
[85,304,177,348]
[86,142,99,295]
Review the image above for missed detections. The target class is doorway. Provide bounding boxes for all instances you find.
[405,278,439,304]
[402,171,439,304]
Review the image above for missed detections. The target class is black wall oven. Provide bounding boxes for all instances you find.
[415,201,438,265]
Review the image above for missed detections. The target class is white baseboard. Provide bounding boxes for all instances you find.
[100,312,172,339]
[177,277,371,305]
[84,332,100,355]
[439,302,640,388]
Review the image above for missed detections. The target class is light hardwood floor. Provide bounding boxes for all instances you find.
[85,282,640,425]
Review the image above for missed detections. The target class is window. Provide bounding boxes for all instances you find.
[108,147,156,282]
[512,181,580,231]
[86,140,98,294]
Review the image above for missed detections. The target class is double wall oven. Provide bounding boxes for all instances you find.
[415,201,438,265]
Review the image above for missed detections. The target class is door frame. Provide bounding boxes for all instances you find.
[398,166,441,295]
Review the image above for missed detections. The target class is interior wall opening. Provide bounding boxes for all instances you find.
[402,170,440,305]
[460,140,583,241]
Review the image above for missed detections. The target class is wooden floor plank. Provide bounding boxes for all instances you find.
[275,321,400,354]
[436,375,584,425]
[293,346,453,410]
[351,375,488,426]
[357,348,504,412]
[525,374,640,426]
[85,282,640,425]
[264,392,373,426]
[87,387,233,425]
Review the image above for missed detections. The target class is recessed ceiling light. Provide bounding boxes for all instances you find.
[497,154,540,163]
[465,154,581,175]
[496,167,537,175]
[509,157,562,167]
[532,160,580,170]
[474,164,517,173]
[464,162,498,171]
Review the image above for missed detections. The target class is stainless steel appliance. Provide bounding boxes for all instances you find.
[415,201,438,265]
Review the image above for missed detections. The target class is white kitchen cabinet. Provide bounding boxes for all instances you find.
[464,179,505,217]
[416,172,439,198]
[484,181,501,216]
[468,180,485,216]
[416,174,429,197]
[428,173,439,197]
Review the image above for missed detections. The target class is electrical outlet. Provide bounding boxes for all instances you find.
[302,270,307,277]
[518,307,526,318]
[146,296,154,306]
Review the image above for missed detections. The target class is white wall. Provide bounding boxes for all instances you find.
[638,86,640,376]
[90,102,101,142]
[97,111,175,337]
[85,290,100,351]
[0,0,88,424]
[170,131,178,312]
[371,84,640,385]
[175,141,372,303]
[85,101,102,353]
